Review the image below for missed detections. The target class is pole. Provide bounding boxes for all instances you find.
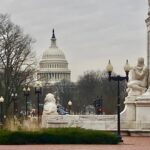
[26,95,27,119]
[37,92,40,125]
[101,97,103,114]
[13,98,15,126]
[0,103,2,125]
[69,106,71,114]
[117,76,122,142]
[69,106,70,114]
[107,62,129,142]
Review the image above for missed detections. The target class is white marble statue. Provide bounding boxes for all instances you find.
[127,57,148,96]
[43,93,58,115]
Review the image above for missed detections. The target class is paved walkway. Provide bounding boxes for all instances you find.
[0,136,150,150]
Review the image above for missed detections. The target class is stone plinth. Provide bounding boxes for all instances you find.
[136,101,150,123]
[121,96,136,121]
[135,100,150,130]
[135,89,150,129]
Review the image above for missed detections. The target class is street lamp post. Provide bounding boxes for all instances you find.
[100,96,103,114]
[68,100,72,114]
[106,60,130,142]
[23,85,30,119]
[35,82,42,125]
[93,96,103,115]
[0,96,4,127]
[11,93,17,126]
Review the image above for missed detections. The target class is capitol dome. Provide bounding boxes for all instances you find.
[37,29,71,85]
[42,47,66,60]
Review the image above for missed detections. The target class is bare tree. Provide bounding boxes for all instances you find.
[76,70,127,114]
[54,79,76,109]
[0,14,35,115]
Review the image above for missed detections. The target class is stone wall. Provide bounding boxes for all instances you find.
[42,114,150,130]
[42,115,117,130]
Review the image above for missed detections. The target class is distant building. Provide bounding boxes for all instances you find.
[37,29,71,85]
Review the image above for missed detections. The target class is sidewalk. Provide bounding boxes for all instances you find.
[0,136,149,150]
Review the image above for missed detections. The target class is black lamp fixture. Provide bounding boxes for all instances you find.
[68,100,72,114]
[0,96,4,127]
[106,60,130,142]
[35,82,42,125]
[11,92,18,126]
[23,85,30,119]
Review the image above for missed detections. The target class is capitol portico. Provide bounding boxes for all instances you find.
[37,29,71,85]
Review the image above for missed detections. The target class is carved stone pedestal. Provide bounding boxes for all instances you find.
[135,90,150,129]
[136,100,150,122]
[121,96,136,121]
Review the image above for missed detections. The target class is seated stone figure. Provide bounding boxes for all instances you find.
[43,93,58,115]
[127,57,148,96]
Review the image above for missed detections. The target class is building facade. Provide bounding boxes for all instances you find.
[37,29,71,85]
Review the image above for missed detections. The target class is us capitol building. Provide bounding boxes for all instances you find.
[37,29,71,85]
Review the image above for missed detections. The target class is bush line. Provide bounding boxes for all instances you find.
[0,128,119,144]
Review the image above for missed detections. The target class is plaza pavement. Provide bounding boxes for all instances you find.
[0,136,149,150]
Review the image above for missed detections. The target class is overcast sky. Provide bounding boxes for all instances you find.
[0,0,149,81]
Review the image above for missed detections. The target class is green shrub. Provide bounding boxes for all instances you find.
[0,128,119,144]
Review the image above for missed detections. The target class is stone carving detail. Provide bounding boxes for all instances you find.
[127,57,148,96]
[136,87,150,100]
[43,93,58,115]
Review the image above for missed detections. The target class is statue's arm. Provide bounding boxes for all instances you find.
[134,67,148,78]
[141,67,148,78]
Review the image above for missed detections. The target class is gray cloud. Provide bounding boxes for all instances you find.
[0,0,148,81]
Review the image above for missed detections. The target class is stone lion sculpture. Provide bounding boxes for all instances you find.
[127,57,148,96]
[42,93,58,115]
